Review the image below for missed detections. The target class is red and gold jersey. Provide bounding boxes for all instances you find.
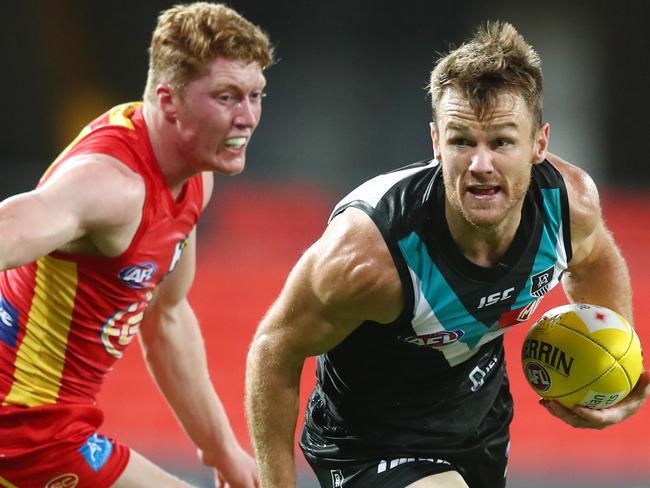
[0,102,203,408]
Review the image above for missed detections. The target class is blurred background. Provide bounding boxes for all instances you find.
[3,0,649,486]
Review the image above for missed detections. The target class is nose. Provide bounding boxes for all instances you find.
[468,146,495,174]
[233,99,259,128]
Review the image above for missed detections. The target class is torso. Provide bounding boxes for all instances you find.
[0,103,204,408]
[301,158,572,459]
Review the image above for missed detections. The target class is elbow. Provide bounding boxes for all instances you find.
[246,331,275,374]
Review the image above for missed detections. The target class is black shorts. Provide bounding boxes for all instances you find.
[307,456,458,488]
[302,379,512,488]
[304,436,508,488]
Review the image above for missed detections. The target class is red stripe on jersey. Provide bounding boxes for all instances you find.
[0,102,203,408]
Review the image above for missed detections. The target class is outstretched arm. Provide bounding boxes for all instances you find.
[543,153,650,428]
[139,227,258,488]
[246,208,403,488]
[0,154,144,269]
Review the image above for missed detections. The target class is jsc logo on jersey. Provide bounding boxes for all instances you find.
[119,262,158,289]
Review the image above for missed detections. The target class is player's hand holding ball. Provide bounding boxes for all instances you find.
[522,303,650,428]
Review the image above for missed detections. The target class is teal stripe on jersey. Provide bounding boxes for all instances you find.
[398,232,488,349]
[540,188,562,239]
[513,187,563,305]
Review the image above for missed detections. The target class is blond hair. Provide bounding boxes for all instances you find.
[144,2,273,103]
[429,21,543,127]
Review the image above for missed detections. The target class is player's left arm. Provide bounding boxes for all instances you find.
[138,173,258,487]
[544,153,650,428]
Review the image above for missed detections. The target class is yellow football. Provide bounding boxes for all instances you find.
[521,303,643,409]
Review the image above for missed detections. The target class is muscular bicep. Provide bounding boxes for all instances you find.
[254,208,403,360]
[0,154,144,270]
[550,153,633,321]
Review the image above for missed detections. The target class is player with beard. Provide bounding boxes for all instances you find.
[246,21,649,488]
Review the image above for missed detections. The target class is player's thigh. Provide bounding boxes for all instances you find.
[112,449,195,487]
[405,470,469,488]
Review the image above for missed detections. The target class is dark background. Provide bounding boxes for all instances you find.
[2,2,649,487]
[2,0,649,198]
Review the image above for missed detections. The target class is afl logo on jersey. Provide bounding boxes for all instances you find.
[119,262,158,289]
[401,330,465,348]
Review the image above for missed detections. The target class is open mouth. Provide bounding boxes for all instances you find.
[224,137,247,149]
[467,186,501,197]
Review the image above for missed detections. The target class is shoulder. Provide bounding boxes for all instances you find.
[307,207,403,325]
[331,160,437,219]
[43,153,146,228]
[545,152,601,245]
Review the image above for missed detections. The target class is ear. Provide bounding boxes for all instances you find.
[532,122,550,164]
[430,122,440,161]
[156,84,177,122]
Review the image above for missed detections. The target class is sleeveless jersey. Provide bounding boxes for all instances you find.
[0,102,204,409]
[301,159,572,460]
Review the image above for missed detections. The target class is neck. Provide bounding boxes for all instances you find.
[142,102,194,197]
[445,201,524,268]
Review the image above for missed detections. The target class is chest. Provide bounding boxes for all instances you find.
[396,204,569,366]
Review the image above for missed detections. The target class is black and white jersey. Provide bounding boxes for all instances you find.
[300,159,572,461]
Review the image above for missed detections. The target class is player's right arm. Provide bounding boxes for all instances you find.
[0,154,144,270]
[245,207,403,488]
[544,153,650,428]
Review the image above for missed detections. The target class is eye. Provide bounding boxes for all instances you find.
[493,138,513,148]
[213,92,239,105]
[249,91,266,103]
[449,137,472,147]
[216,93,233,103]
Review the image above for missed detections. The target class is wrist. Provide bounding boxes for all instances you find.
[197,439,243,468]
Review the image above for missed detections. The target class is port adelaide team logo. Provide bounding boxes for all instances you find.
[530,266,554,298]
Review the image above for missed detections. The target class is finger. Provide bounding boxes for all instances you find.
[540,400,603,429]
[633,370,650,396]
[216,473,225,488]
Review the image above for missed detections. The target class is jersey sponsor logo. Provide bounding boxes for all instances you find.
[477,287,515,309]
[44,473,79,488]
[400,330,465,348]
[496,298,542,329]
[0,295,19,348]
[78,433,113,473]
[167,236,189,275]
[100,292,153,359]
[376,457,451,474]
[469,354,499,392]
[330,469,344,487]
[118,262,158,289]
[530,266,554,298]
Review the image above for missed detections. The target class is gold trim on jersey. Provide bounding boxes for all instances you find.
[40,102,142,182]
[3,256,78,407]
[0,475,19,488]
[108,102,140,129]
